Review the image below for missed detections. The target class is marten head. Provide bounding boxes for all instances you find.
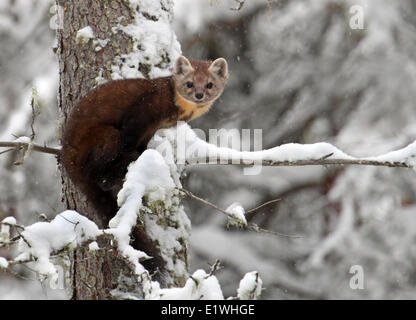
[173,56,228,106]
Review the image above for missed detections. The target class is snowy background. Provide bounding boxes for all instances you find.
[1,0,416,299]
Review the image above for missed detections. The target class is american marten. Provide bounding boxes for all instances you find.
[60,56,228,279]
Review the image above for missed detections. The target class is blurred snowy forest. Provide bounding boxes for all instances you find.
[2,0,416,299]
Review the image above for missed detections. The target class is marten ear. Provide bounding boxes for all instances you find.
[209,58,228,82]
[173,56,193,77]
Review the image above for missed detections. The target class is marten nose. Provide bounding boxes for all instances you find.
[195,93,203,100]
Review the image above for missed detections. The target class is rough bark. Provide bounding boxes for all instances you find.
[56,0,136,229]
[55,0,186,299]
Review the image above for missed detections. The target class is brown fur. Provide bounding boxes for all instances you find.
[60,56,228,280]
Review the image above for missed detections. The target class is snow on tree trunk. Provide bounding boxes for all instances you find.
[55,0,184,299]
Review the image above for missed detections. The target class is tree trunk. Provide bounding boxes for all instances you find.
[55,0,187,299]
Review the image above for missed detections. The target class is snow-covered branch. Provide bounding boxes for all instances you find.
[0,140,60,156]
[153,123,416,172]
[2,124,416,172]
[189,156,413,169]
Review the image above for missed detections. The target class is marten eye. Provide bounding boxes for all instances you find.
[186,81,193,88]
[206,82,213,89]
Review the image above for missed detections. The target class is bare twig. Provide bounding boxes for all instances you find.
[57,214,80,231]
[2,221,30,248]
[57,214,78,226]
[15,228,31,248]
[8,258,36,266]
[178,187,235,219]
[0,148,15,156]
[320,153,334,161]
[0,141,60,156]
[178,187,301,238]
[0,221,25,231]
[245,198,281,215]
[30,87,40,141]
[207,259,223,277]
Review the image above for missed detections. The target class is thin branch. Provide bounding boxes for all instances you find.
[186,157,413,169]
[178,187,301,238]
[178,187,235,219]
[30,87,40,141]
[0,139,412,170]
[0,221,25,231]
[8,258,35,266]
[0,141,60,156]
[15,228,31,248]
[57,214,79,227]
[207,259,223,277]
[245,198,281,216]
[0,148,15,156]
[2,221,30,248]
